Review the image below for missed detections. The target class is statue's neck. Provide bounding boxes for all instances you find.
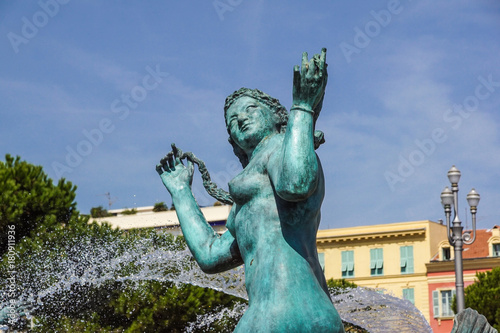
[246,133,276,163]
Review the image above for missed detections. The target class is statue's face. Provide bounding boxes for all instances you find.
[225,96,277,153]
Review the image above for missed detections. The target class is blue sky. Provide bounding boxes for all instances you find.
[1,1,499,230]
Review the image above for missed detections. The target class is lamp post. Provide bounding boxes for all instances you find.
[440,165,480,313]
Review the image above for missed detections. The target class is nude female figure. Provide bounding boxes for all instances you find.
[157,48,344,332]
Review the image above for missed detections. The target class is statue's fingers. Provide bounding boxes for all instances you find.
[166,152,175,169]
[160,156,171,172]
[156,164,164,175]
[171,143,182,164]
[308,57,318,78]
[319,48,327,72]
[301,52,309,75]
[314,53,321,68]
[293,65,301,93]
[161,157,173,172]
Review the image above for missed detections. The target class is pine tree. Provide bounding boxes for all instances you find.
[0,155,78,256]
[461,267,500,330]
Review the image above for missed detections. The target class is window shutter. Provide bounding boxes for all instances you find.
[400,246,414,273]
[407,246,414,273]
[400,246,407,268]
[341,251,347,272]
[433,290,440,318]
[370,249,377,269]
[403,288,415,305]
[347,251,354,271]
[341,251,354,276]
[318,252,325,272]
[493,244,500,256]
[376,248,384,269]
[406,246,414,273]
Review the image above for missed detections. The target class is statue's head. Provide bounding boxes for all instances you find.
[224,88,289,167]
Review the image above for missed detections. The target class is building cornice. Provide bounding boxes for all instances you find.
[426,257,500,273]
[317,227,426,244]
[348,272,427,282]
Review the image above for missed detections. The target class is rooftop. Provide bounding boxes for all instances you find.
[91,205,231,230]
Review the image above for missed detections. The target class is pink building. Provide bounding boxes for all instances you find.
[426,226,500,333]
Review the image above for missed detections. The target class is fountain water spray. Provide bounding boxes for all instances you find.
[1,229,432,332]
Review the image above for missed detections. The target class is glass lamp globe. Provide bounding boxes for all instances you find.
[447,165,461,184]
[466,188,480,207]
[440,186,454,207]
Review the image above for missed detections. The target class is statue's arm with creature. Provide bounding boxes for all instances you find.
[156,147,242,274]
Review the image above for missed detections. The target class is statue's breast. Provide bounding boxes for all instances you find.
[228,135,281,206]
[228,159,268,205]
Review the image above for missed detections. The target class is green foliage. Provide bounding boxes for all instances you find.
[327,278,357,295]
[109,280,241,332]
[33,312,118,333]
[459,267,500,330]
[0,217,123,302]
[0,215,242,332]
[0,155,243,332]
[91,206,113,218]
[343,322,369,333]
[0,154,78,256]
[153,202,168,212]
[121,208,137,215]
[29,279,243,333]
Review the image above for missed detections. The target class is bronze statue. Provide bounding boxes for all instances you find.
[157,48,344,332]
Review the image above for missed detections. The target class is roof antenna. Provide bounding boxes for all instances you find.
[101,192,116,210]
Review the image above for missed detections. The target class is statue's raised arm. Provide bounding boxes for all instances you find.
[293,48,328,120]
[270,48,328,202]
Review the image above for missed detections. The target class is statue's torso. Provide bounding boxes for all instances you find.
[227,133,343,332]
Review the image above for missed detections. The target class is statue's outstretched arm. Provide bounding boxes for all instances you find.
[271,48,328,202]
[157,145,243,274]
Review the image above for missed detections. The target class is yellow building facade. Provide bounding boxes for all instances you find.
[317,220,448,323]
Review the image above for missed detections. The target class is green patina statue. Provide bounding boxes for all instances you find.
[157,48,344,332]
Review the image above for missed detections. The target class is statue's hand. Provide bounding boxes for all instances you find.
[292,48,328,117]
[156,144,194,195]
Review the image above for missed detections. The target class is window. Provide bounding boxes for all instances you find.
[370,248,383,276]
[341,250,354,277]
[433,289,456,318]
[318,252,325,272]
[400,246,414,274]
[402,288,415,305]
[442,247,451,260]
[493,244,500,257]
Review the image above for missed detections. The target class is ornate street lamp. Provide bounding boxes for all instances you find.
[440,165,480,313]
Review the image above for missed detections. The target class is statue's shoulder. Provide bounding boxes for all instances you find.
[261,133,284,160]
[252,133,283,160]
[268,132,284,149]
[262,133,284,171]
